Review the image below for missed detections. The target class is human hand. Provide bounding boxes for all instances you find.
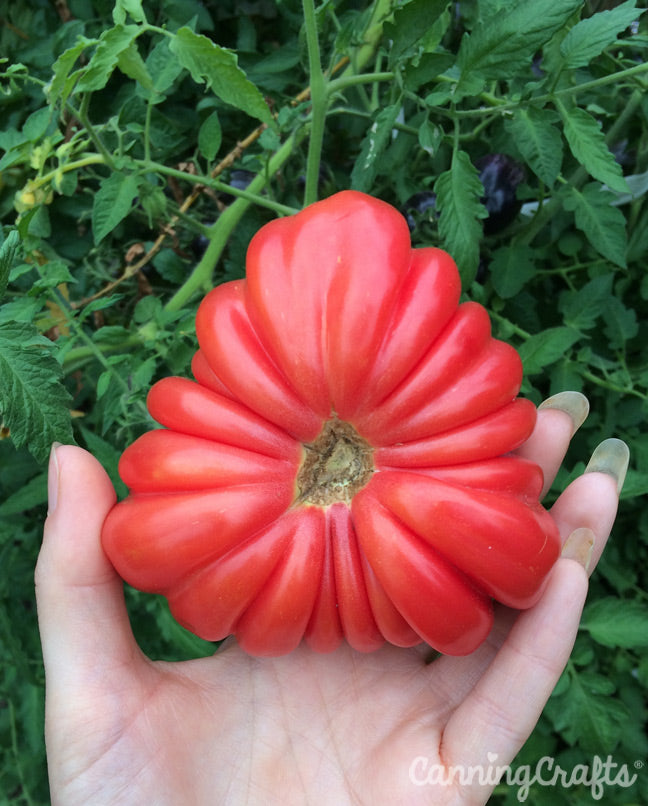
[35,393,627,806]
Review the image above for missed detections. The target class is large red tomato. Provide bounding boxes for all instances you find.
[101,190,560,657]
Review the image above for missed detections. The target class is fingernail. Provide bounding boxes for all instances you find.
[562,527,595,572]
[538,391,590,436]
[47,443,62,516]
[585,438,630,495]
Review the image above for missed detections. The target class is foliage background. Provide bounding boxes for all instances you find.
[1,0,647,802]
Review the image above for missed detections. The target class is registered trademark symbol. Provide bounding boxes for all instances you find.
[634,760,644,770]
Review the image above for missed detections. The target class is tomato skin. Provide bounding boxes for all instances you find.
[101,190,561,657]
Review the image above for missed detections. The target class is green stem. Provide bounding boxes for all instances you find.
[144,95,154,164]
[28,154,106,191]
[134,160,299,217]
[62,335,142,373]
[165,133,301,312]
[75,95,116,169]
[302,0,328,206]
[326,71,395,96]
[456,61,648,118]
[349,0,394,74]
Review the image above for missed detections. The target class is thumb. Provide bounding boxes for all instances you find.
[35,444,140,686]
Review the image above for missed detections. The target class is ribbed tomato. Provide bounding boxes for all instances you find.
[101,191,560,657]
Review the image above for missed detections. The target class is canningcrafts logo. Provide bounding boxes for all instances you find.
[409,753,643,802]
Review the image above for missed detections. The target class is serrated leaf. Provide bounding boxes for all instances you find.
[456,0,582,95]
[384,0,450,63]
[350,103,400,193]
[559,105,628,193]
[0,230,20,302]
[46,37,92,108]
[504,107,563,187]
[76,25,140,93]
[117,41,153,90]
[562,184,628,267]
[112,0,147,25]
[547,672,629,752]
[558,273,614,330]
[32,260,76,291]
[169,27,273,125]
[602,295,638,349]
[198,110,222,161]
[490,244,536,298]
[433,150,487,285]
[92,172,139,245]
[0,321,74,462]
[560,0,644,69]
[144,38,184,98]
[517,326,580,374]
[581,598,648,648]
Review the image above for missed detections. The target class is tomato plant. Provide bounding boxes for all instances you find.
[101,191,560,657]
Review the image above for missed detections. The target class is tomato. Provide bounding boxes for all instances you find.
[101,190,560,657]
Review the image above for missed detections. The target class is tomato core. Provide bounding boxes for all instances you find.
[295,418,374,507]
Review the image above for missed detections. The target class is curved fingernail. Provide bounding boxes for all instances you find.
[562,527,595,572]
[585,438,630,495]
[538,391,590,436]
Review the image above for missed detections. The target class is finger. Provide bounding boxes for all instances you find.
[426,435,626,724]
[35,445,142,689]
[551,438,628,571]
[440,559,588,786]
[515,392,589,498]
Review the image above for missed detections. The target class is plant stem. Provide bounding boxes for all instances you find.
[165,133,301,312]
[456,60,648,118]
[75,94,116,169]
[28,155,106,191]
[302,0,327,206]
[326,71,395,96]
[134,160,299,216]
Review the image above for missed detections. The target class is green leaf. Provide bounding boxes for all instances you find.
[92,172,139,245]
[112,0,147,25]
[562,184,628,267]
[76,25,140,93]
[350,103,400,193]
[0,471,47,516]
[547,671,629,752]
[198,110,222,161]
[602,296,638,349]
[144,38,184,98]
[581,598,648,648]
[169,27,273,126]
[46,38,92,107]
[559,105,628,193]
[517,326,580,374]
[32,261,77,291]
[418,118,443,155]
[504,107,563,187]
[0,321,75,463]
[558,273,614,331]
[455,0,582,95]
[433,150,488,285]
[384,0,450,63]
[560,0,644,69]
[490,244,536,299]
[0,230,20,302]
[117,41,153,90]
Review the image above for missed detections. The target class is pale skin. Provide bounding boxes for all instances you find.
[35,402,626,806]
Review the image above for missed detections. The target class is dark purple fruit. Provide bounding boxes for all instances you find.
[476,154,525,234]
[401,191,437,232]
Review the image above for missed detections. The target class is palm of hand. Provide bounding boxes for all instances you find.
[36,406,622,806]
